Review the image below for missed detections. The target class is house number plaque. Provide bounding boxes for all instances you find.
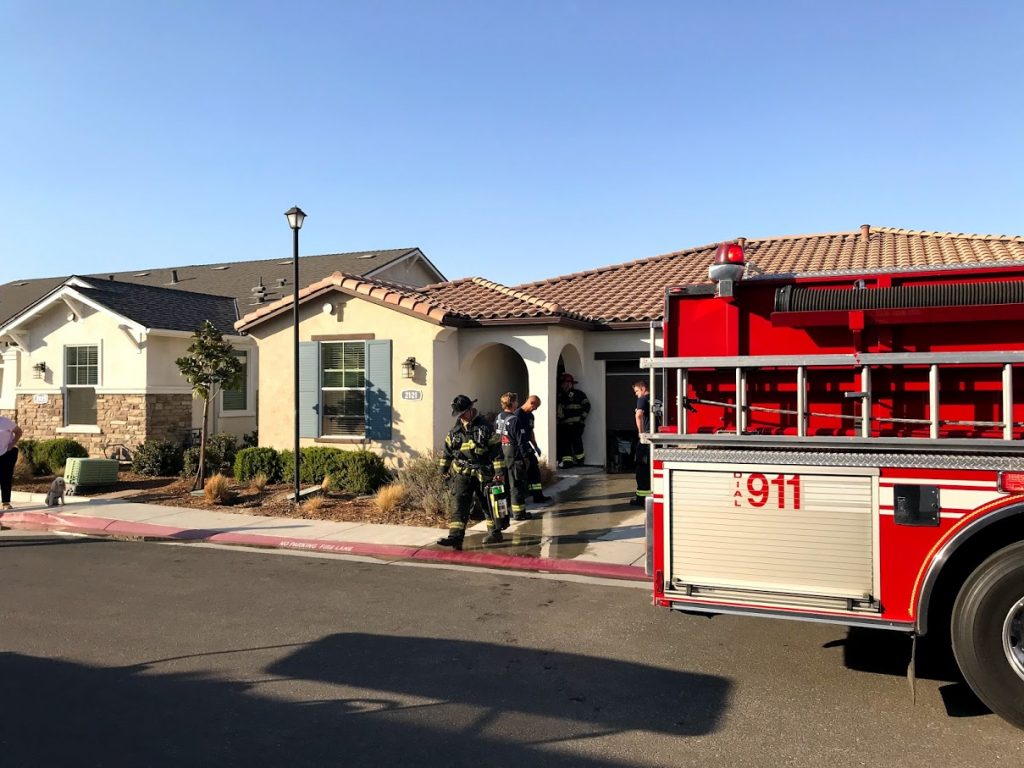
[400,390,422,401]
[32,393,49,404]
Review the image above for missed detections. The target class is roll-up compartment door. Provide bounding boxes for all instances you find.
[669,465,877,604]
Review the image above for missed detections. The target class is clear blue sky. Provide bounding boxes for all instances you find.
[2,1,1022,284]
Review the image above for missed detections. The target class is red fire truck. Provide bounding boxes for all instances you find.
[642,242,1024,729]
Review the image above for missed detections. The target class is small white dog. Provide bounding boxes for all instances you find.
[45,476,67,507]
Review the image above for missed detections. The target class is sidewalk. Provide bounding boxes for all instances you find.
[1,469,648,583]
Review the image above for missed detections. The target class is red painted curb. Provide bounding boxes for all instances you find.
[0,510,648,583]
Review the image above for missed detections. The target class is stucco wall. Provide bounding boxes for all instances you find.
[374,255,441,287]
[246,289,448,467]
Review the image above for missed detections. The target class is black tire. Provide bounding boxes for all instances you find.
[951,540,1024,729]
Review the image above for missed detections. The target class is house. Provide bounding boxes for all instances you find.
[234,226,1024,469]
[0,249,445,455]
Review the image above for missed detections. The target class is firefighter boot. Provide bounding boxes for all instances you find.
[436,536,464,551]
[513,510,535,521]
[482,530,504,545]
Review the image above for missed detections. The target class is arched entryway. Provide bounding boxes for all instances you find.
[464,343,529,422]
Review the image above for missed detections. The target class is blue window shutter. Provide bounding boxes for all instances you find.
[299,342,320,438]
[365,340,392,440]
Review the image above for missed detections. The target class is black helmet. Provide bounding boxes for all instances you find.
[451,394,477,416]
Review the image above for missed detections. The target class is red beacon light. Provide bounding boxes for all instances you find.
[709,241,746,285]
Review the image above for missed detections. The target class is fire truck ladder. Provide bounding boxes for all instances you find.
[642,325,1024,453]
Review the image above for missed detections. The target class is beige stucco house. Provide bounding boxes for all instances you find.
[0,248,445,455]
[234,226,1024,470]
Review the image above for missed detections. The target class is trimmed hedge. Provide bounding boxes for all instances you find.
[339,450,391,495]
[131,440,185,476]
[34,438,88,475]
[280,447,390,494]
[233,447,283,483]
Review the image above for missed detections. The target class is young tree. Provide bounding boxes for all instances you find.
[176,321,243,489]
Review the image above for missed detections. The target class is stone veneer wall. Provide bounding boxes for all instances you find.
[14,392,193,456]
[16,393,63,441]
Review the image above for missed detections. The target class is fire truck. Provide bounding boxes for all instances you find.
[642,241,1024,729]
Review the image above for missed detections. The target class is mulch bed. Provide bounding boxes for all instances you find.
[13,471,447,528]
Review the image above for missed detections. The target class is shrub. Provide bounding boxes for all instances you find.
[341,450,391,495]
[183,445,222,480]
[373,482,408,514]
[397,451,452,517]
[280,446,349,486]
[203,473,235,504]
[207,433,239,469]
[34,438,88,475]
[15,439,40,475]
[301,495,325,514]
[320,473,340,494]
[250,472,269,495]
[13,453,34,482]
[234,447,282,483]
[131,440,184,476]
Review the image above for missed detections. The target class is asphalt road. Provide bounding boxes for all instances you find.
[1,532,1020,767]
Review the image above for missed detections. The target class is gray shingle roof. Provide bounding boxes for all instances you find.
[74,278,239,335]
[0,248,434,328]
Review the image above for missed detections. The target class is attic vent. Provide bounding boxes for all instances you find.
[14,282,28,286]
[251,277,267,304]
[211,266,229,271]
[277,277,287,287]
[166,269,180,285]
[277,260,293,266]
[357,253,377,259]
[133,272,151,277]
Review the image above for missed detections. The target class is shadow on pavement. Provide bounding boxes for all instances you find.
[828,627,990,719]
[0,535,114,549]
[1,636,730,767]
[270,633,729,737]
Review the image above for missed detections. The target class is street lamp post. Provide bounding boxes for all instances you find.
[285,206,307,504]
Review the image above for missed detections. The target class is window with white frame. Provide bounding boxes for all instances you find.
[221,350,248,412]
[320,342,365,436]
[65,345,98,425]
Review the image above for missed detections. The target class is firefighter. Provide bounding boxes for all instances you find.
[517,394,551,503]
[631,379,652,507]
[494,392,535,522]
[556,373,590,468]
[436,394,507,550]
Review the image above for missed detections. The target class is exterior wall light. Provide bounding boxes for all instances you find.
[33,361,46,379]
[401,357,417,379]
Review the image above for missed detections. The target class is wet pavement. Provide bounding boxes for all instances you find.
[2,467,647,577]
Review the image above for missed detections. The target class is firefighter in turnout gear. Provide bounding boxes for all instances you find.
[557,373,590,467]
[494,392,534,522]
[436,394,507,550]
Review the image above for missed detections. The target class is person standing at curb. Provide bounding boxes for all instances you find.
[495,392,534,522]
[517,394,551,504]
[630,380,652,508]
[436,394,507,550]
[0,415,24,512]
[557,373,590,468]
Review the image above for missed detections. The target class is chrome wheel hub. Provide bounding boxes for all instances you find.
[1004,597,1024,683]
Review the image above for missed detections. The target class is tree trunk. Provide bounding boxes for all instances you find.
[193,395,211,491]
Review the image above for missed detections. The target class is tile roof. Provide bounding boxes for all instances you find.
[0,248,434,328]
[516,226,1024,324]
[236,273,597,331]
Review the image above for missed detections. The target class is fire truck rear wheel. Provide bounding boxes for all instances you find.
[951,541,1024,730]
